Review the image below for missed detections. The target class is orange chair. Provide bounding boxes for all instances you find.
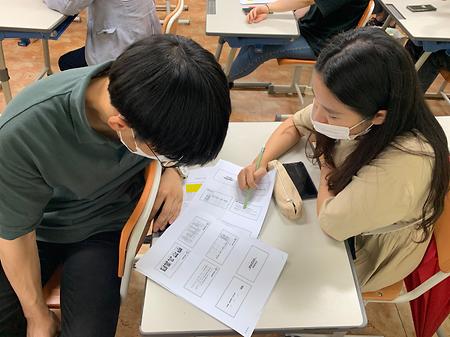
[161,0,185,34]
[43,160,162,308]
[360,192,450,337]
[272,0,375,110]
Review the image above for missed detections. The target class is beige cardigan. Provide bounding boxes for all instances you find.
[293,105,433,292]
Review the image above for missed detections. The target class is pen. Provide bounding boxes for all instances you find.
[243,146,265,209]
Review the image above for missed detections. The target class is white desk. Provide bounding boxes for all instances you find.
[0,0,73,104]
[437,116,450,146]
[140,122,366,336]
[205,0,299,74]
[378,0,450,69]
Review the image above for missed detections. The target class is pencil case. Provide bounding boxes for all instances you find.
[268,160,303,220]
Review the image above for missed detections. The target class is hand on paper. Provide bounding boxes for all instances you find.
[247,5,269,23]
[151,168,183,232]
[26,308,60,337]
[238,162,268,190]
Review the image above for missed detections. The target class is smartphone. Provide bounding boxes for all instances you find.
[242,7,252,14]
[283,161,318,200]
[406,4,436,12]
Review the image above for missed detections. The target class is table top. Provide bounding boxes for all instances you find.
[206,0,299,38]
[0,0,66,33]
[379,0,450,42]
[140,122,366,336]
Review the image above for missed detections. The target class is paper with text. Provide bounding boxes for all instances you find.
[189,160,276,238]
[182,166,214,209]
[136,209,287,337]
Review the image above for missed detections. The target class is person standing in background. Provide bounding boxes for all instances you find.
[43,0,161,70]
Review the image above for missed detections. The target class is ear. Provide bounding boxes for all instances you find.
[371,109,387,125]
[107,113,130,132]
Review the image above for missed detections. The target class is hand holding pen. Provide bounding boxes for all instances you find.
[242,147,266,208]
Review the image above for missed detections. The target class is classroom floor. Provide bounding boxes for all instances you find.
[0,1,449,336]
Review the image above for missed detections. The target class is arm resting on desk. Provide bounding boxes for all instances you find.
[43,0,92,16]
[0,231,59,336]
[268,0,315,13]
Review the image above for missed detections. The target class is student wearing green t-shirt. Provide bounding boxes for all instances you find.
[0,35,231,337]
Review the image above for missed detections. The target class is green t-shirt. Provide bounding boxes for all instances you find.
[0,63,149,243]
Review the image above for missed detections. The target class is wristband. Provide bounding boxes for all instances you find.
[264,3,274,14]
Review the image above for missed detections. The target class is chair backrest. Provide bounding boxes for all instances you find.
[161,0,185,34]
[433,191,450,273]
[118,160,162,302]
[357,0,375,28]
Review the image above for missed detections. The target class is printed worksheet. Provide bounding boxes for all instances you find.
[182,166,214,208]
[189,160,276,237]
[136,208,287,337]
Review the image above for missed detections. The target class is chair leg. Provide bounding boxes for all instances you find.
[268,65,307,97]
[214,37,225,61]
[223,47,237,76]
[439,80,450,105]
[436,325,447,337]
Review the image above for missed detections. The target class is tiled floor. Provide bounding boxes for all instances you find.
[0,1,449,337]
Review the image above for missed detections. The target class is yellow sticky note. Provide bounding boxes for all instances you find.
[186,183,202,193]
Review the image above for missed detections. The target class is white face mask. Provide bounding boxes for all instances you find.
[118,129,157,159]
[118,129,174,164]
[310,109,373,140]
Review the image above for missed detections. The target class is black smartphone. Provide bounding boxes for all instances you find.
[283,161,318,200]
[406,4,436,12]
[242,7,252,14]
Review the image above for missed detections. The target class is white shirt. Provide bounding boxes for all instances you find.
[43,0,161,65]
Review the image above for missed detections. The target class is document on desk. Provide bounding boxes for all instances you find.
[182,166,214,209]
[189,160,276,238]
[136,208,287,337]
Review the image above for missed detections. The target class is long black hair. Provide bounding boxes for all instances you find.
[313,27,449,241]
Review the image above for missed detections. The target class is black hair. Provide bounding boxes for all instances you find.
[313,27,449,241]
[108,34,231,166]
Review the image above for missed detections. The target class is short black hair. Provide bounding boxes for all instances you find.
[108,34,231,166]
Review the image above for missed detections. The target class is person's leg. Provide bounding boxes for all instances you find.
[59,231,122,337]
[373,0,384,14]
[0,240,63,337]
[228,36,316,82]
[58,46,88,71]
[417,51,450,92]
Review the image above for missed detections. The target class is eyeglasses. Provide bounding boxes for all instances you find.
[146,144,181,169]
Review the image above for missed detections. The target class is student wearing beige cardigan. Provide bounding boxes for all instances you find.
[238,28,449,292]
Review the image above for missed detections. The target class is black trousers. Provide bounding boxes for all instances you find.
[58,46,88,71]
[0,231,122,337]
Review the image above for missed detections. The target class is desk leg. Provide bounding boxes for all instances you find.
[223,47,237,77]
[381,14,392,31]
[415,51,431,71]
[41,39,53,78]
[0,40,12,104]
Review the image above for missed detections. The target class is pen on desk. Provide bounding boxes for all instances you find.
[243,146,265,209]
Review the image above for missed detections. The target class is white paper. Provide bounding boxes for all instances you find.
[189,160,276,238]
[136,209,287,337]
[182,166,214,208]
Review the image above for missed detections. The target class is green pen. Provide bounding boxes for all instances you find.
[243,146,265,209]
